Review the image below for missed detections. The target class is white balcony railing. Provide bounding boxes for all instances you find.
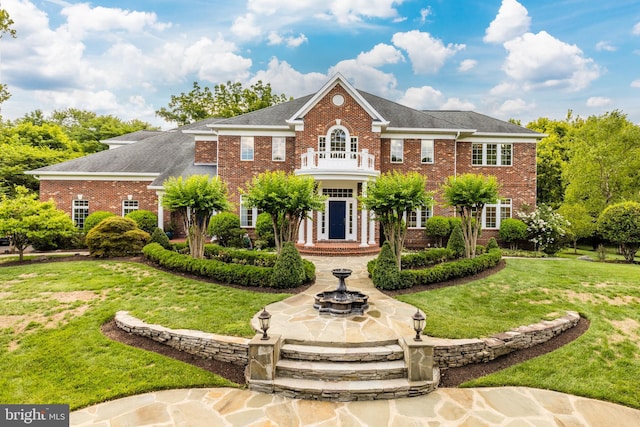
[300,148,376,171]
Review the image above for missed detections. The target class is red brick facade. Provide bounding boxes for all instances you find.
[37,76,539,250]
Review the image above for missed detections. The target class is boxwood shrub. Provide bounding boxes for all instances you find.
[143,243,315,288]
[368,248,502,290]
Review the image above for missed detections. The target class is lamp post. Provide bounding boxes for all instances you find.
[258,307,271,340]
[412,309,426,341]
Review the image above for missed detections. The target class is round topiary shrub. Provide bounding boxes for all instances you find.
[499,218,527,250]
[371,241,402,290]
[255,212,275,249]
[86,216,150,257]
[83,211,115,233]
[150,227,172,250]
[125,210,158,234]
[486,237,499,251]
[447,223,466,258]
[270,242,306,288]
[425,216,451,247]
[208,212,244,247]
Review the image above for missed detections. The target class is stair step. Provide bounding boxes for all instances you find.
[276,359,407,381]
[249,373,439,401]
[280,343,404,362]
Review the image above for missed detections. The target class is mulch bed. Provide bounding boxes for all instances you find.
[7,254,589,388]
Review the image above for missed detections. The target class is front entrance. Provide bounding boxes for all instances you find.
[328,201,346,239]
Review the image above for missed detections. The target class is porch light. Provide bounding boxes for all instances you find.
[127,194,133,200]
[412,309,426,341]
[258,307,271,340]
[77,194,83,200]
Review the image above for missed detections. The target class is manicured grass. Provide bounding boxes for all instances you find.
[0,260,290,409]
[399,254,640,409]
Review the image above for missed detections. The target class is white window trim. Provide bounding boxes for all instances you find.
[481,198,512,229]
[241,136,254,161]
[240,195,259,228]
[405,205,433,229]
[391,139,404,163]
[472,143,512,166]
[122,200,139,216]
[72,200,89,228]
[272,136,286,162]
[421,139,434,164]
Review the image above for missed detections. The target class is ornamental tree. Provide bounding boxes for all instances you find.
[499,218,528,250]
[0,186,76,261]
[361,171,433,269]
[162,175,230,259]
[518,205,569,255]
[441,173,499,258]
[242,171,326,255]
[558,203,595,254]
[597,201,640,263]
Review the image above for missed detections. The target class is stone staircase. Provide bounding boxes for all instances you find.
[248,338,440,401]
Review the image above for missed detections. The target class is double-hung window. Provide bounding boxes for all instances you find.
[391,139,403,163]
[421,139,434,163]
[240,195,259,227]
[122,200,139,216]
[241,136,254,161]
[72,200,89,229]
[472,143,512,166]
[482,198,512,229]
[405,205,433,229]
[272,137,286,161]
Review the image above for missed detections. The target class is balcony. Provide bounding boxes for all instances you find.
[296,149,378,178]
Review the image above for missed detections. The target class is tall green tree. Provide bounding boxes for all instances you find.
[597,201,640,263]
[564,111,640,216]
[360,171,432,269]
[527,113,575,208]
[441,173,499,259]
[242,171,326,255]
[0,186,76,261]
[558,203,595,253]
[49,108,156,153]
[0,8,16,105]
[156,81,290,125]
[162,175,230,259]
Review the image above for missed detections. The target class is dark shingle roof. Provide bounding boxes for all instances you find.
[101,129,163,143]
[422,111,539,134]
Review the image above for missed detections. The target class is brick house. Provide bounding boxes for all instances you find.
[29,74,543,255]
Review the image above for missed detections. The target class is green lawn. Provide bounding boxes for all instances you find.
[399,254,640,409]
[0,260,290,409]
[1,255,639,410]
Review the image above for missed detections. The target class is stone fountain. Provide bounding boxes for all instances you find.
[313,268,369,316]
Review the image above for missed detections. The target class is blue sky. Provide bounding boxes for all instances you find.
[1,0,639,129]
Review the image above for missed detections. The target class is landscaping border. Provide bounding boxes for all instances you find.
[114,310,581,370]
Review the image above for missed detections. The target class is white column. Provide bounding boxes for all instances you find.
[156,191,164,230]
[360,182,368,247]
[305,211,314,247]
[297,218,305,244]
[369,210,376,245]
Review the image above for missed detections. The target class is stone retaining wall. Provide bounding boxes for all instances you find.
[114,311,250,366]
[427,311,581,369]
[114,310,581,370]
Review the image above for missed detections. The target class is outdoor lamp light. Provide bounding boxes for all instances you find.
[412,309,426,341]
[258,307,271,340]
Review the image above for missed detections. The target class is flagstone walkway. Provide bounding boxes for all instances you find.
[70,255,640,426]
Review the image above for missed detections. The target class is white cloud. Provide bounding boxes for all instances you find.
[502,31,600,91]
[458,59,478,72]
[632,79,640,88]
[267,32,308,47]
[633,22,640,35]
[484,0,530,44]
[586,96,612,107]
[398,86,444,109]
[356,43,404,67]
[392,30,465,74]
[595,41,616,52]
[440,98,475,110]
[494,98,536,117]
[251,58,327,98]
[419,7,432,24]
[231,13,263,40]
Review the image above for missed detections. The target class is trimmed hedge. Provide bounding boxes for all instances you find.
[368,248,502,290]
[401,248,455,270]
[143,243,315,288]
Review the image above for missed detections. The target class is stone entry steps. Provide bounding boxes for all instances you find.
[248,339,439,401]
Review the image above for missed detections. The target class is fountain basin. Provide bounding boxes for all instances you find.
[313,268,369,316]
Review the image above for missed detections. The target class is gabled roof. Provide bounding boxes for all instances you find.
[422,111,539,135]
[101,129,163,143]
